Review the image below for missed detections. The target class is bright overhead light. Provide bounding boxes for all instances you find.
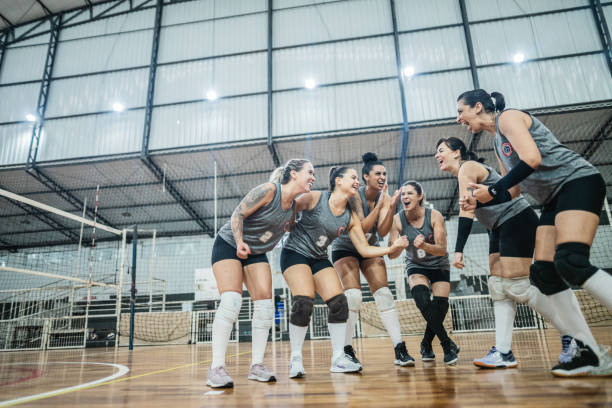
[402,66,415,78]
[304,78,316,89]
[112,102,125,112]
[25,114,37,122]
[513,53,525,64]
[206,90,218,101]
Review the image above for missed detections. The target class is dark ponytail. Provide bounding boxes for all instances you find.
[436,137,485,163]
[457,89,505,113]
[329,166,350,191]
[361,152,384,182]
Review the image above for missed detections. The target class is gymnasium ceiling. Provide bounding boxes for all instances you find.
[0,0,110,31]
[1,106,611,250]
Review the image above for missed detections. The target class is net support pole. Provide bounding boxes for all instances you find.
[116,229,127,351]
[214,160,218,237]
[129,226,138,350]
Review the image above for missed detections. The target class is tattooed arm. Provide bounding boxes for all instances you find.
[231,182,275,259]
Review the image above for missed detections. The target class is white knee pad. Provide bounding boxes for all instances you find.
[216,291,242,324]
[502,276,534,304]
[344,288,362,312]
[488,276,506,302]
[252,298,274,330]
[373,286,395,312]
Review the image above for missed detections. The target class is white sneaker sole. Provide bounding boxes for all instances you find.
[289,371,305,378]
[394,359,415,367]
[551,366,594,377]
[206,379,234,388]
[444,357,458,365]
[248,374,276,382]
[473,360,518,368]
[330,365,362,373]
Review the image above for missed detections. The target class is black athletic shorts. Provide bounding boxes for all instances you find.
[281,248,333,275]
[539,173,606,226]
[330,249,386,265]
[211,235,269,267]
[488,207,538,258]
[407,267,450,284]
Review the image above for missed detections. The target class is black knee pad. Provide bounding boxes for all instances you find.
[290,295,314,327]
[411,285,431,313]
[529,260,569,295]
[554,242,598,286]
[326,293,348,323]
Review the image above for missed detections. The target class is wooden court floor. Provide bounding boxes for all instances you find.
[1,327,611,407]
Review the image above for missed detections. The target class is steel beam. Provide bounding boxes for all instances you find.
[590,0,612,77]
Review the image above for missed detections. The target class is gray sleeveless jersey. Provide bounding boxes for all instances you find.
[470,161,530,230]
[217,183,295,255]
[494,110,598,205]
[400,208,450,271]
[284,191,352,259]
[332,186,380,252]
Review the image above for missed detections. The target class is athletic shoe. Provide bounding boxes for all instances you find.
[420,341,435,361]
[394,341,415,366]
[442,340,458,365]
[558,335,578,364]
[248,363,276,382]
[344,345,361,365]
[206,365,234,388]
[289,355,306,378]
[473,346,518,368]
[330,353,363,373]
[551,340,599,377]
[589,345,612,377]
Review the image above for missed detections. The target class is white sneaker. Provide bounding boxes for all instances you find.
[330,353,362,373]
[206,365,234,388]
[590,345,612,377]
[473,346,518,368]
[248,363,276,382]
[289,355,306,378]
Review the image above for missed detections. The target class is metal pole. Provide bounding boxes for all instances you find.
[129,226,138,350]
[115,229,127,350]
[214,161,218,236]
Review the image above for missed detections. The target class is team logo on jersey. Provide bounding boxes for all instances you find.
[337,225,346,236]
[283,221,291,232]
[501,142,513,157]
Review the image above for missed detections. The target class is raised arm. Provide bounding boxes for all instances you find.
[377,188,400,237]
[348,212,407,258]
[386,214,405,259]
[231,182,276,258]
[349,188,382,233]
[414,209,446,257]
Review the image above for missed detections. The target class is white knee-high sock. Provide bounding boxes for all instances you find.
[546,289,598,351]
[344,288,362,346]
[494,298,516,354]
[582,269,612,311]
[328,322,347,362]
[211,291,242,369]
[379,308,402,346]
[251,299,274,366]
[289,323,308,358]
[527,286,570,335]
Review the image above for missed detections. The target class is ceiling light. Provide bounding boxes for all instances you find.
[304,78,316,89]
[206,90,218,101]
[25,114,37,122]
[402,66,415,78]
[513,53,525,64]
[112,102,125,112]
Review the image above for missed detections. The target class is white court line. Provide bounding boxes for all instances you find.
[0,362,130,407]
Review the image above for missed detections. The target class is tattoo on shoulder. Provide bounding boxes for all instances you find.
[242,183,273,213]
[348,196,364,217]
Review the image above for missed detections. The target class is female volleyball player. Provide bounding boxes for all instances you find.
[388,181,459,365]
[436,137,578,368]
[281,166,409,378]
[456,89,612,376]
[331,153,414,368]
[206,159,313,388]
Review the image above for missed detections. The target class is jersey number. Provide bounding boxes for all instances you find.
[315,235,328,247]
[417,249,426,259]
[259,231,273,243]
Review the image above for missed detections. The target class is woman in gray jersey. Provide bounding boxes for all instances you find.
[206,159,314,389]
[436,137,579,369]
[388,181,459,365]
[281,166,409,378]
[455,89,612,377]
[331,153,414,368]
